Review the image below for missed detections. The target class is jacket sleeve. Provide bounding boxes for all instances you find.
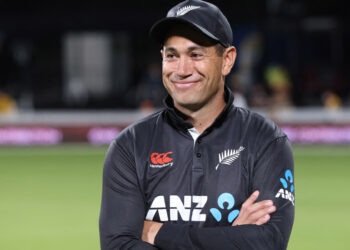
[154,137,295,250]
[99,137,158,250]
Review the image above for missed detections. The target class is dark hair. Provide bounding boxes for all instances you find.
[215,43,225,57]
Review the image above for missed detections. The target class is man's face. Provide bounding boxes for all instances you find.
[161,34,227,111]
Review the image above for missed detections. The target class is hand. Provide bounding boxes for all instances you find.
[142,220,163,245]
[232,190,276,226]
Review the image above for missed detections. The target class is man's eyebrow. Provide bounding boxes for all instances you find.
[163,45,207,53]
[187,45,207,53]
[163,47,177,53]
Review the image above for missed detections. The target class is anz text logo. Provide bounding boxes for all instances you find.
[275,169,295,206]
[146,193,240,223]
[210,193,240,223]
[146,195,207,222]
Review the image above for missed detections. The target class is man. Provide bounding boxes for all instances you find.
[99,0,295,249]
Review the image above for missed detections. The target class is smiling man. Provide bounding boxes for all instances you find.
[160,25,234,134]
[99,1,295,249]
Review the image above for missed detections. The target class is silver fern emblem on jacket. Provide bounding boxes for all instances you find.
[215,146,245,170]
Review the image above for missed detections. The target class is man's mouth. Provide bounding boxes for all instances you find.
[172,80,200,89]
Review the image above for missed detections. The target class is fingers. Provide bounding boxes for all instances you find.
[232,190,276,226]
[255,214,270,226]
[243,190,260,207]
[246,201,276,223]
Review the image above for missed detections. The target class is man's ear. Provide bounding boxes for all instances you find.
[222,46,237,76]
[160,49,164,58]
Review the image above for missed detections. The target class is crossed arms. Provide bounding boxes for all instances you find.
[143,190,276,244]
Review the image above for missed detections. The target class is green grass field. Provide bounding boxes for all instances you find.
[0,144,349,249]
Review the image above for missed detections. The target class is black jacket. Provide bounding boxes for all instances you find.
[100,87,295,249]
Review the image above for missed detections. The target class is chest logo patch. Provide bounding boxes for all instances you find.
[210,193,240,223]
[150,152,173,168]
[215,146,245,170]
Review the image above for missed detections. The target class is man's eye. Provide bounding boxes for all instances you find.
[166,54,176,59]
[192,53,202,58]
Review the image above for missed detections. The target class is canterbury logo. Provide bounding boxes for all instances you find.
[150,152,174,168]
[176,5,200,16]
[215,147,245,170]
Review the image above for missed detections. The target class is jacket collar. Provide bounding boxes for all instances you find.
[163,85,235,133]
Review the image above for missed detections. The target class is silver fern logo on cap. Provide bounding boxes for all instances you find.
[176,5,201,16]
[215,146,245,170]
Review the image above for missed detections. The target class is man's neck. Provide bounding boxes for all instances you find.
[175,91,226,134]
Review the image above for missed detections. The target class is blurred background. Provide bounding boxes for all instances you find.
[0,0,349,249]
[0,0,349,145]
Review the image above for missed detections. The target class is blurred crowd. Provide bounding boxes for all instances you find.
[0,26,348,114]
[133,30,348,112]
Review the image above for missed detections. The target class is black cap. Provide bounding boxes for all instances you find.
[150,0,233,48]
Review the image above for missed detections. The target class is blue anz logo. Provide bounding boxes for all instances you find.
[280,169,294,192]
[210,193,240,223]
[275,169,295,206]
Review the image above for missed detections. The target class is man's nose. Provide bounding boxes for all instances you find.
[176,56,193,77]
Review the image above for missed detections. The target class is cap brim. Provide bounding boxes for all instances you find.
[149,17,220,45]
